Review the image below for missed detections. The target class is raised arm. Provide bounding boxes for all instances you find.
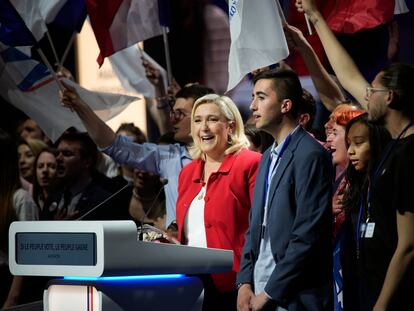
[142,57,179,135]
[295,0,369,108]
[59,81,116,147]
[284,23,346,111]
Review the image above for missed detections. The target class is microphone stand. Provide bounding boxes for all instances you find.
[138,179,168,241]
[76,181,132,220]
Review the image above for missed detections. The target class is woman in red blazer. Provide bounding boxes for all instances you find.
[176,94,261,310]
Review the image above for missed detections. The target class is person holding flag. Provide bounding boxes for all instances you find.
[295,0,414,310]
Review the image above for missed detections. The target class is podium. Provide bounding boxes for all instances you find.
[9,221,233,311]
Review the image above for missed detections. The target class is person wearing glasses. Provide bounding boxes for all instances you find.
[59,82,213,229]
[295,0,414,310]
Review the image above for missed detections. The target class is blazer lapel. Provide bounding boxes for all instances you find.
[267,149,293,205]
[251,150,271,221]
[266,127,306,207]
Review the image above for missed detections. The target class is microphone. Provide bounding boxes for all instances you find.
[76,180,132,220]
[138,178,168,241]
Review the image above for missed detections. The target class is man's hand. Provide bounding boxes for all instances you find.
[142,58,163,87]
[250,292,270,311]
[237,283,254,311]
[283,23,309,52]
[59,81,86,111]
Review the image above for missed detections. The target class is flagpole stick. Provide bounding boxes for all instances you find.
[275,0,287,24]
[138,44,145,59]
[161,26,173,85]
[304,13,313,35]
[58,32,76,71]
[37,48,73,112]
[46,31,60,66]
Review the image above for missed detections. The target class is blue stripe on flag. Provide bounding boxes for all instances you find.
[0,47,31,62]
[51,0,87,33]
[0,0,37,46]
[17,63,51,91]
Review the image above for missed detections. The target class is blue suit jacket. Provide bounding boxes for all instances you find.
[237,127,333,310]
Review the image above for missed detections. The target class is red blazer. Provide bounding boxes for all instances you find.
[176,149,261,292]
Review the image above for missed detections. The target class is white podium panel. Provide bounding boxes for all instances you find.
[9,221,234,311]
[9,221,233,277]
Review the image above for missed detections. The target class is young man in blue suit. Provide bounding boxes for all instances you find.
[237,68,333,311]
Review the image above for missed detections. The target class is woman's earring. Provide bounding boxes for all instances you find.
[227,135,233,145]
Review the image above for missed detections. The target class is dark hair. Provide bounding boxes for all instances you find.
[116,123,147,144]
[32,147,59,208]
[380,63,414,118]
[298,89,316,131]
[244,124,262,150]
[175,84,215,103]
[253,68,303,119]
[57,132,98,170]
[342,114,391,210]
[0,129,19,251]
[244,124,274,153]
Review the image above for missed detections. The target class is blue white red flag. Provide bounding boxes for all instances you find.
[0,44,137,142]
[1,0,87,48]
[86,0,164,66]
[46,0,87,33]
[0,0,37,46]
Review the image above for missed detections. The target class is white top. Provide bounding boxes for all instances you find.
[13,188,39,221]
[183,186,207,248]
[1,189,39,266]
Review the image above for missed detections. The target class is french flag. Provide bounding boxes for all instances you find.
[0,0,37,46]
[0,0,86,47]
[86,0,164,66]
[0,44,137,142]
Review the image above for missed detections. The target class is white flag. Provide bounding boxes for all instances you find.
[109,45,167,98]
[395,0,409,14]
[9,0,67,41]
[0,44,137,142]
[227,0,289,92]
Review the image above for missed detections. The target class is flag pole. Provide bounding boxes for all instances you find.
[161,26,173,85]
[57,32,76,71]
[275,0,286,24]
[46,31,60,66]
[304,13,313,35]
[37,48,73,112]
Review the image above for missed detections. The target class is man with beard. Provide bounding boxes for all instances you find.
[295,0,414,309]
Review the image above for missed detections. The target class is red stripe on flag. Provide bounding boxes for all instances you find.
[86,0,124,66]
[25,77,55,92]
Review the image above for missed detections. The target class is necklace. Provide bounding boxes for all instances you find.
[197,186,206,200]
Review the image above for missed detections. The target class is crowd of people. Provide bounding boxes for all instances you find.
[1,0,414,310]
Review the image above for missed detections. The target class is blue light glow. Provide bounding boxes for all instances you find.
[63,274,185,282]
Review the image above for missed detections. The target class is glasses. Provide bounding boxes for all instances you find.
[365,86,389,98]
[169,109,188,121]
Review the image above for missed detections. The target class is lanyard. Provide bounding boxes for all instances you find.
[367,120,414,214]
[264,134,292,197]
[356,120,414,257]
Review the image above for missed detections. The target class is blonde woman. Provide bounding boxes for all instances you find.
[176,94,261,310]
